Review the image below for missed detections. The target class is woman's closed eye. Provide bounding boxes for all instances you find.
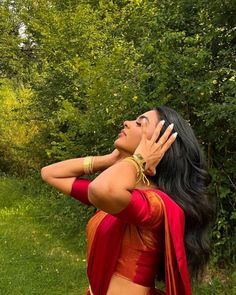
[136,121,142,126]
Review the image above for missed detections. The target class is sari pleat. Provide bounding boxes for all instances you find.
[87,214,126,295]
[154,190,191,295]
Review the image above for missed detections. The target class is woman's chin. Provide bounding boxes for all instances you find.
[114,140,133,156]
[114,138,125,149]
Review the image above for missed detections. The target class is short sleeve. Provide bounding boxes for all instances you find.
[112,189,164,228]
[70,177,93,206]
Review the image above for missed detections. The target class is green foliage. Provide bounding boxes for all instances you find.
[0,79,44,175]
[0,0,235,267]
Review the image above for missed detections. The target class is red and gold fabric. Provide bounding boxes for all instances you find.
[70,178,192,295]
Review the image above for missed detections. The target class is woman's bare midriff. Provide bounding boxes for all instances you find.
[89,274,150,295]
[107,273,150,295]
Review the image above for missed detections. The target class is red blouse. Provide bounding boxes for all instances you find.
[70,177,192,295]
[70,177,165,287]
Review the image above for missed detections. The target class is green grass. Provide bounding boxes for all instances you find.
[192,270,236,295]
[0,176,235,294]
[0,176,93,294]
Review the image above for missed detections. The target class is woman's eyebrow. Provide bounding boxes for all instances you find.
[137,115,150,123]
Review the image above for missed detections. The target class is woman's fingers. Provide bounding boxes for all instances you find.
[161,132,178,153]
[156,123,174,147]
[150,120,165,145]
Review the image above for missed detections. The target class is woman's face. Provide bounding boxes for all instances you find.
[114,110,159,155]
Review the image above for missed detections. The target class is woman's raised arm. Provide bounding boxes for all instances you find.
[88,121,176,213]
[41,154,117,195]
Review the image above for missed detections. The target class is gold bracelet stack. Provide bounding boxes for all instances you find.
[123,154,150,186]
[83,156,94,175]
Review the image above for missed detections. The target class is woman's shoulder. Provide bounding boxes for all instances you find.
[134,185,184,217]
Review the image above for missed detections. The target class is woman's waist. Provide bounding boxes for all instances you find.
[92,273,151,295]
[88,272,163,295]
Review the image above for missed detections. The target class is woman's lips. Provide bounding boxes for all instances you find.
[118,130,126,137]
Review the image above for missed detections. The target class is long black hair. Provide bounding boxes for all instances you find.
[150,106,215,280]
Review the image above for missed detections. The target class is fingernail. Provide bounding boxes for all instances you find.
[160,120,165,125]
[173,132,178,137]
[169,123,174,129]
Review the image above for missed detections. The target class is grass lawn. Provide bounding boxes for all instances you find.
[0,176,92,294]
[0,176,235,294]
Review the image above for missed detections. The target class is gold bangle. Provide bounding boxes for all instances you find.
[83,156,94,175]
[133,154,146,169]
[123,156,150,186]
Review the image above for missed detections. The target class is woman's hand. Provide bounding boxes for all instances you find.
[134,120,178,176]
[108,148,126,165]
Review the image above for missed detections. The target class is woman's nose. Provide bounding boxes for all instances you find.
[123,120,129,128]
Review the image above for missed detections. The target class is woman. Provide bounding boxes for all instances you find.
[41,106,214,295]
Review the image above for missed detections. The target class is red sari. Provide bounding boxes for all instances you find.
[70,178,192,295]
